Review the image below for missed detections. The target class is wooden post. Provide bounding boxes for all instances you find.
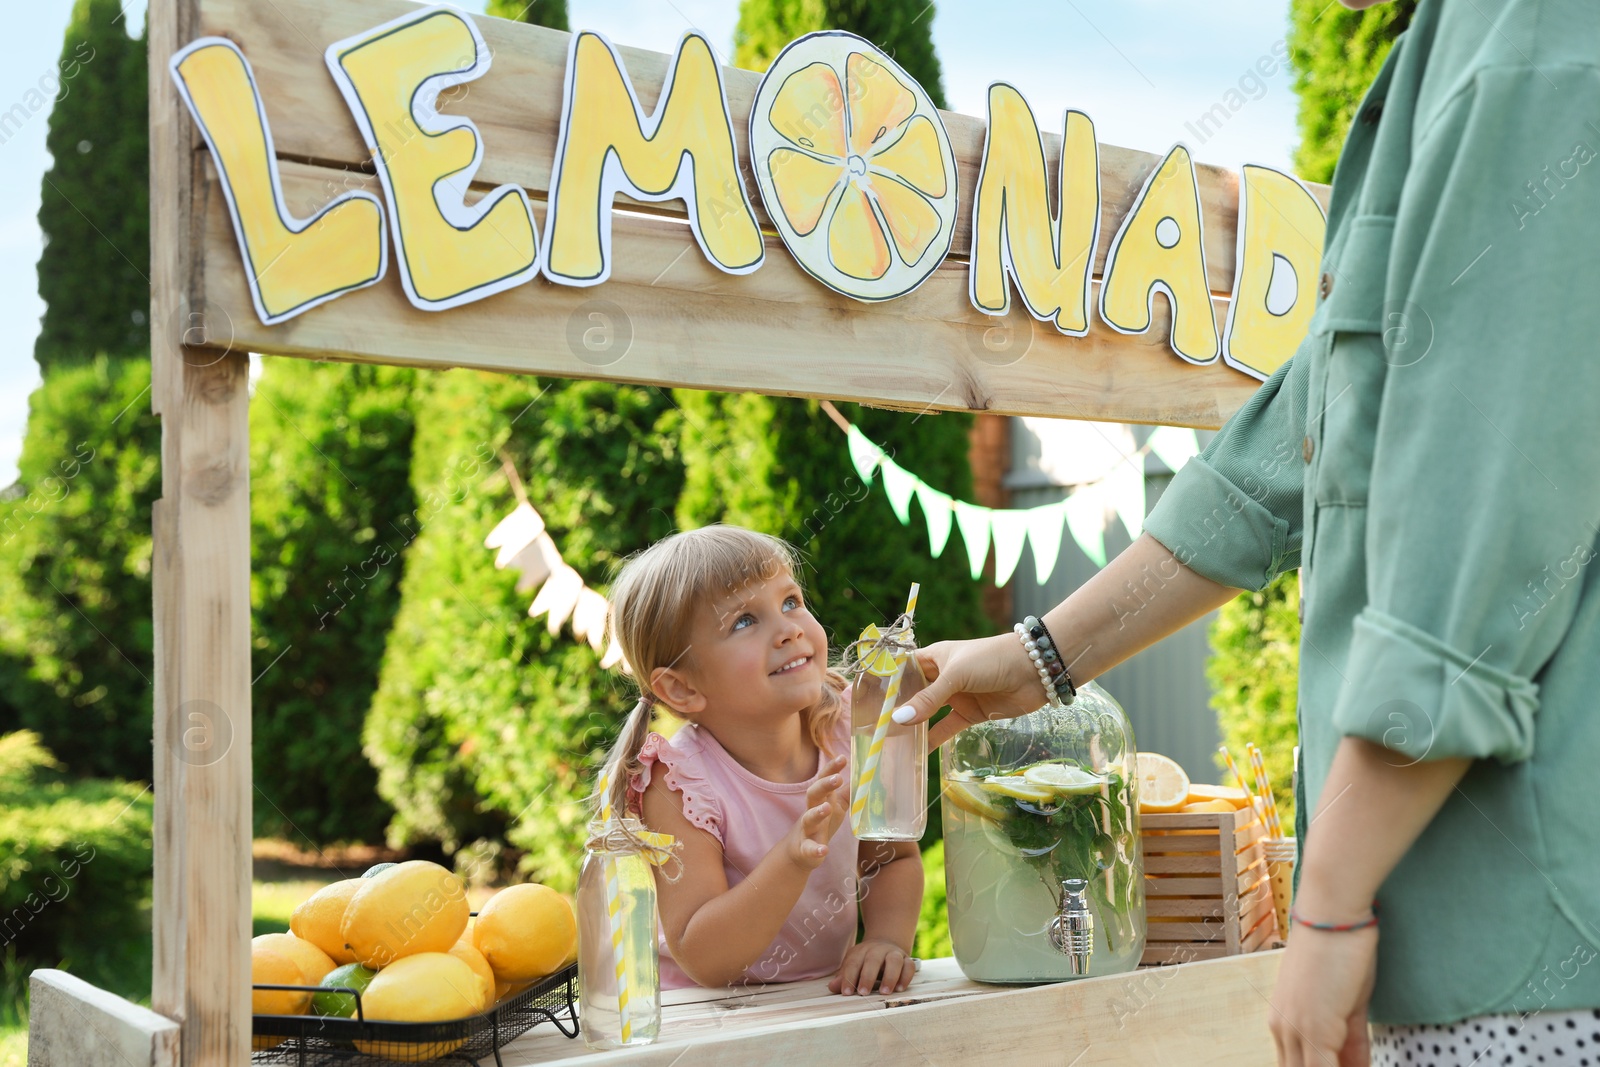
[149,0,254,1063]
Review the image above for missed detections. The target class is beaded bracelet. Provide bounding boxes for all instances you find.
[1289,902,1379,933]
[1013,615,1076,708]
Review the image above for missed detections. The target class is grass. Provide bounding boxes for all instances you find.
[0,1025,25,1067]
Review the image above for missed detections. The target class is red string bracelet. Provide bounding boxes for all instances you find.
[1289,901,1379,932]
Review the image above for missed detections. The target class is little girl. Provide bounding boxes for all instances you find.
[592,525,924,996]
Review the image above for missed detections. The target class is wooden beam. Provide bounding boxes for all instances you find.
[201,159,1262,429]
[27,971,181,1067]
[150,0,254,1064]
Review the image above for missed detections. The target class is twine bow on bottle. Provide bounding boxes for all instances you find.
[586,818,685,884]
[842,613,917,680]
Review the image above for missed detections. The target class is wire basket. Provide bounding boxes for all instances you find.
[251,963,579,1067]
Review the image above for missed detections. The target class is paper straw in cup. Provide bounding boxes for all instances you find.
[1219,745,1252,800]
[850,584,919,822]
[1247,745,1282,839]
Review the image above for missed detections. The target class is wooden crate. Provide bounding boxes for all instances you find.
[1139,806,1283,965]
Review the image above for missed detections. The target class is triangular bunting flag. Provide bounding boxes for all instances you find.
[914,481,954,558]
[485,502,545,567]
[951,500,992,581]
[847,424,885,484]
[1147,426,1200,473]
[1025,500,1068,585]
[1065,484,1107,568]
[989,509,1030,587]
[878,458,918,525]
[1106,461,1145,541]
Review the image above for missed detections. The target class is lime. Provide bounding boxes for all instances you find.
[941,775,1008,821]
[979,775,1057,804]
[1022,763,1106,796]
[312,963,376,1018]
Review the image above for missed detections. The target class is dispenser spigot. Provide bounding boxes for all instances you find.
[1048,877,1094,974]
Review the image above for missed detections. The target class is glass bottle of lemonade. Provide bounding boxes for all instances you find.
[940,681,1145,982]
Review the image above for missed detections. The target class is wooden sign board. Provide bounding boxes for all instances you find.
[71,1,1331,1063]
[168,0,1329,429]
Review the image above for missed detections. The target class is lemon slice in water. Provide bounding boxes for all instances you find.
[1022,763,1107,796]
[979,775,1057,804]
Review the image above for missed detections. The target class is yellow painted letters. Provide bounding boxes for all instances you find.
[1222,164,1326,379]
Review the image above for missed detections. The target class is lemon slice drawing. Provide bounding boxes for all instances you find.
[1022,763,1106,796]
[852,623,902,678]
[751,30,958,301]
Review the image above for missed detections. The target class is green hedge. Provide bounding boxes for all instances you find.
[0,732,154,1018]
[1207,573,1300,826]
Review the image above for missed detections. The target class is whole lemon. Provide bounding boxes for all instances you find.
[290,878,364,966]
[353,952,481,1060]
[252,933,335,990]
[447,940,495,1010]
[250,944,309,1016]
[341,860,469,969]
[473,883,576,984]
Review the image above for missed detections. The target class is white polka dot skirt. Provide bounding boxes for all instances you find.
[1371,1008,1600,1066]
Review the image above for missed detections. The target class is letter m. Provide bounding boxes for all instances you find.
[544,31,765,285]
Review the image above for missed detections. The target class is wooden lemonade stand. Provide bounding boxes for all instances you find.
[26,0,1329,1062]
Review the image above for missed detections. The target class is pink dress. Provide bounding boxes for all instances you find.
[627,693,860,989]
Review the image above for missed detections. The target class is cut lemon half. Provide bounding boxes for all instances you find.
[1135,752,1191,813]
[980,775,1056,804]
[851,623,902,678]
[1185,783,1251,809]
[1022,763,1106,796]
[751,31,958,301]
[1181,799,1237,814]
[942,776,1007,821]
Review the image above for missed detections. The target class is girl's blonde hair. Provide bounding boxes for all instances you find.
[593,524,849,825]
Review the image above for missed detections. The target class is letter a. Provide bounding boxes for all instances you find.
[969,84,1099,336]
[1222,164,1326,379]
[544,30,764,286]
[169,39,386,325]
[1099,144,1219,364]
[327,7,539,311]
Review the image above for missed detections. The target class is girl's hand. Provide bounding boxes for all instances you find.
[828,938,915,996]
[1269,927,1378,1066]
[785,755,848,871]
[890,633,1047,750]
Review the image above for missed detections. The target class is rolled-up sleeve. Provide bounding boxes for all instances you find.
[1144,353,1309,592]
[1328,65,1600,765]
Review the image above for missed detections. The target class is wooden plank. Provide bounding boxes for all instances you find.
[200,159,1262,428]
[1140,943,1232,964]
[501,952,1285,1066]
[1142,876,1224,896]
[1220,814,1242,955]
[1145,898,1230,920]
[150,0,255,1064]
[1144,921,1229,942]
[197,0,1331,294]
[1143,854,1228,875]
[27,971,181,1067]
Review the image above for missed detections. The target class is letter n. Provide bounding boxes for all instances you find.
[969,84,1099,336]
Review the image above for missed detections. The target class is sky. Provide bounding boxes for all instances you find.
[0,0,1299,489]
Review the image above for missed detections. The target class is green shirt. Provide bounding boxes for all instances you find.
[1143,0,1600,1026]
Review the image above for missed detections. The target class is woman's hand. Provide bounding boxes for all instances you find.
[890,633,1044,750]
[785,755,847,870]
[1269,927,1378,1066]
[828,938,916,996]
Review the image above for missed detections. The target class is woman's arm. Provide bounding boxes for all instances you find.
[896,532,1242,748]
[641,756,847,987]
[1270,738,1470,1066]
[828,839,922,995]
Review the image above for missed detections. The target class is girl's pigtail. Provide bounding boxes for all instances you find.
[594,692,656,824]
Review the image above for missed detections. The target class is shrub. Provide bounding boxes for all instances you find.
[0,732,154,1010]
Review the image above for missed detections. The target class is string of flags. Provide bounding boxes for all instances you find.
[843,421,1201,586]
[484,499,628,671]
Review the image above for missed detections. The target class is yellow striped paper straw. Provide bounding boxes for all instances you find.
[1219,744,1252,800]
[595,771,632,1043]
[850,584,919,827]
[1246,744,1283,839]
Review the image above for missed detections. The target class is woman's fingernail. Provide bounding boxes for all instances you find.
[892,706,916,724]
[842,985,852,995]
